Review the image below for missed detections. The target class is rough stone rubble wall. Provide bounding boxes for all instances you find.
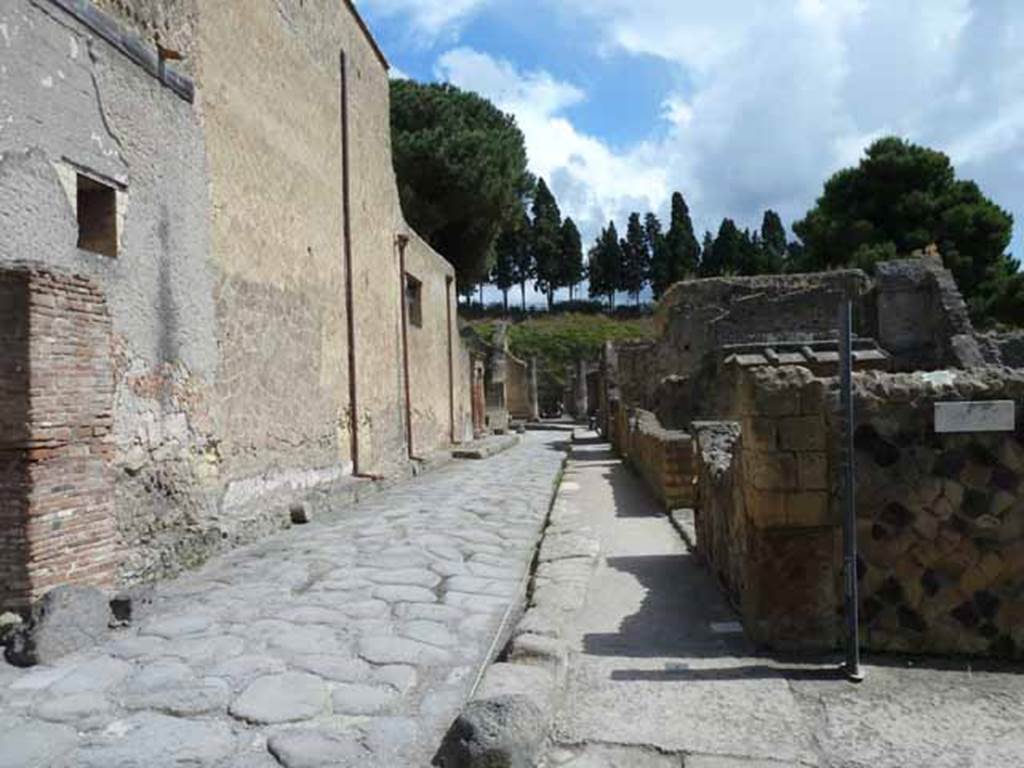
[847,370,1024,657]
[0,267,118,608]
[611,408,697,510]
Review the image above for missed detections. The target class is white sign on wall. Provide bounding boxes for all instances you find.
[934,401,1016,433]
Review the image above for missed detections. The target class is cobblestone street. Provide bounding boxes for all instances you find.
[0,432,567,768]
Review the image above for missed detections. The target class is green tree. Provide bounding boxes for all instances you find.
[588,222,622,308]
[793,136,1018,325]
[507,209,534,311]
[700,231,714,276]
[703,218,743,276]
[760,210,788,273]
[736,228,762,276]
[390,80,531,286]
[491,215,528,312]
[644,213,671,300]
[621,212,650,306]
[559,218,585,301]
[663,192,701,287]
[531,178,563,310]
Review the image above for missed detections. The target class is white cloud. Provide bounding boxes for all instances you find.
[359,0,487,42]
[435,48,669,244]
[537,0,1024,252]
[403,0,1022,270]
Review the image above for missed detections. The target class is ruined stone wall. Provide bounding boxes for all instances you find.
[874,257,984,370]
[693,422,747,609]
[0,267,118,608]
[847,370,1024,657]
[695,363,1024,657]
[505,353,532,421]
[618,409,697,510]
[0,0,216,587]
[713,365,841,649]
[655,270,869,376]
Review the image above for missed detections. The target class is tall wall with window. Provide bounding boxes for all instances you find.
[0,0,472,603]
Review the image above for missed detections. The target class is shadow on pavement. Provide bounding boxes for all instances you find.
[582,553,747,659]
[610,664,847,682]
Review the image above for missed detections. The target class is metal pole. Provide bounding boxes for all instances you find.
[838,300,864,682]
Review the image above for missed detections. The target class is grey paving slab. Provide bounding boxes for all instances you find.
[0,431,566,766]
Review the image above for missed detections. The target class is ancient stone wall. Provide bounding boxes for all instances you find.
[656,271,869,373]
[693,422,747,608]
[404,233,466,456]
[0,266,118,608]
[873,257,984,370]
[0,0,216,587]
[694,363,1024,657]
[710,365,841,649]
[616,409,697,510]
[847,369,1024,657]
[1,0,473,595]
[505,353,533,421]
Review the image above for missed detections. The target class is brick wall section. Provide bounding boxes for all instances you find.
[0,265,117,609]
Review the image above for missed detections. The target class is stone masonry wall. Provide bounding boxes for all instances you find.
[719,365,841,649]
[695,363,1024,658]
[506,353,532,421]
[618,409,697,510]
[0,266,118,608]
[1,0,474,596]
[846,369,1024,657]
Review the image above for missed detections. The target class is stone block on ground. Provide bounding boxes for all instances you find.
[434,694,549,768]
[4,585,112,667]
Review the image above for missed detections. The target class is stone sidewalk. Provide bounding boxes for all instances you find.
[543,434,1024,768]
[0,431,568,768]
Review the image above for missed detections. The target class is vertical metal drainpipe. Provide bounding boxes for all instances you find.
[397,235,414,460]
[446,276,456,444]
[839,299,864,682]
[340,50,359,475]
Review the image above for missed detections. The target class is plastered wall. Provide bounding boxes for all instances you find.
[0,0,472,596]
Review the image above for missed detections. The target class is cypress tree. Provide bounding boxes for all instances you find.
[559,218,584,301]
[621,212,650,306]
[664,192,701,285]
[530,178,563,310]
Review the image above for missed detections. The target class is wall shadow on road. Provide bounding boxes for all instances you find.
[582,552,748,659]
[609,663,847,682]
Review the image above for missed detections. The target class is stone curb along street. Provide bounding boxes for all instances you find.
[0,431,568,768]
[436,430,602,767]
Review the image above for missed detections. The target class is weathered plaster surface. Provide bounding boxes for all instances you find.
[0,0,474,591]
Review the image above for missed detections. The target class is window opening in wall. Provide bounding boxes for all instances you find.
[405,274,423,328]
[76,174,118,257]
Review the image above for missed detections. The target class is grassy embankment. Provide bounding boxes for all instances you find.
[465,313,656,409]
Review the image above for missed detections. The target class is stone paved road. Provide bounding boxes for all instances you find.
[0,431,567,768]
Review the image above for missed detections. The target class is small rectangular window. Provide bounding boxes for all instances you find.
[405,274,422,328]
[76,174,118,257]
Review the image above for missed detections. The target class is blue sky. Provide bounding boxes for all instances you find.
[359,0,1023,305]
